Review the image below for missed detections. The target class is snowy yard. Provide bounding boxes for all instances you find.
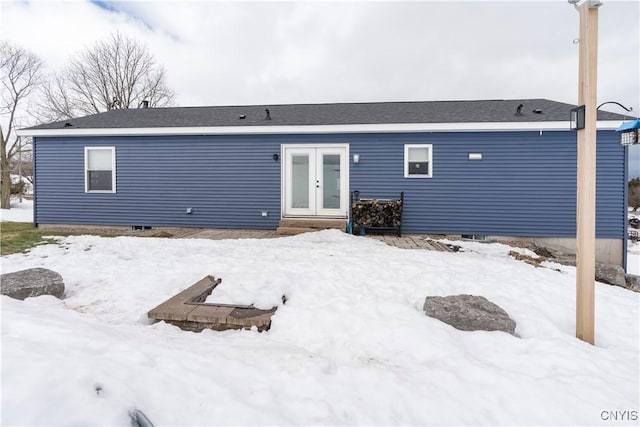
[1,229,639,426]
[0,198,33,223]
[629,239,640,275]
[630,212,640,275]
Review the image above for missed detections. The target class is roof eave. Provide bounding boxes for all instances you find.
[17,120,624,137]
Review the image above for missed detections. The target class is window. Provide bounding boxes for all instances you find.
[404,144,432,178]
[462,234,488,241]
[85,147,115,193]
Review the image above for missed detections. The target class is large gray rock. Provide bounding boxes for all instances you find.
[595,263,626,288]
[625,274,640,292]
[424,294,516,335]
[1,268,65,300]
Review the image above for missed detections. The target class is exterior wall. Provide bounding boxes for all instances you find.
[349,130,624,239]
[35,135,283,229]
[34,130,625,239]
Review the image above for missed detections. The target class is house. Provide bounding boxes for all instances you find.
[18,99,629,267]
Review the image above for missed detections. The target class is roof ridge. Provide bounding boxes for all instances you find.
[22,98,628,132]
[151,98,558,109]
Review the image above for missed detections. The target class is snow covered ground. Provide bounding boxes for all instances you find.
[10,174,33,195]
[1,231,638,426]
[0,198,33,222]
[629,240,640,275]
[628,212,640,275]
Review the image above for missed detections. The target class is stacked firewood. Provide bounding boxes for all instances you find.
[352,198,403,228]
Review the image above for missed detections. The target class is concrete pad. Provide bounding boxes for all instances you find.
[147,275,279,332]
[279,219,346,229]
[148,302,197,322]
[225,312,274,329]
[148,276,219,321]
[187,306,234,323]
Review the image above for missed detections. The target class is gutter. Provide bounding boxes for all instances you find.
[17,120,624,138]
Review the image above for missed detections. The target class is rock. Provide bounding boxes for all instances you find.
[1,268,65,300]
[423,294,516,335]
[625,274,640,292]
[533,246,555,259]
[595,263,626,288]
[552,254,576,267]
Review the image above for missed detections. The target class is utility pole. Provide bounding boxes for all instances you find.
[574,0,601,345]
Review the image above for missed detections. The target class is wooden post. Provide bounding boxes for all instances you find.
[576,2,599,345]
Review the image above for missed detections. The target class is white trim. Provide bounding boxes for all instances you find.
[17,120,624,137]
[84,146,116,193]
[404,144,433,178]
[281,144,349,218]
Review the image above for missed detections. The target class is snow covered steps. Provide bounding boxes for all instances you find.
[147,276,278,332]
[276,219,347,235]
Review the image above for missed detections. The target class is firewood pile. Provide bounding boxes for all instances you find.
[351,198,403,228]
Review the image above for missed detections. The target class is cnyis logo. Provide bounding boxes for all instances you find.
[600,410,639,421]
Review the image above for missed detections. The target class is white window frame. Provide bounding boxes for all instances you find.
[84,146,116,193]
[404,144,433,178]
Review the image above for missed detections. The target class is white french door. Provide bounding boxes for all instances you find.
[283,145,349,217]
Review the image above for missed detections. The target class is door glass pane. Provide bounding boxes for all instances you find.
[322,154,340,209]
[291,154,309,208]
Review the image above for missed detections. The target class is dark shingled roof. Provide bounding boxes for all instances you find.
[27,98,625,130]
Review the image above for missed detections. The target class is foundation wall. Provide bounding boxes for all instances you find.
[491,236,624,266]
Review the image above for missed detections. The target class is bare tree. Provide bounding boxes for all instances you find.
[1,41,44,209]
[41,32,174,121]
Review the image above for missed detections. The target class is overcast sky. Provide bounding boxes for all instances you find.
[1,0,639,175]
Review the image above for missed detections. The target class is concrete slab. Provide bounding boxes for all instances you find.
[279,219,346,229]
[147,276,220,321]
[187,306,234,323]
[226,312,274,330]
[148,301,196,322]
[147,275,279,332]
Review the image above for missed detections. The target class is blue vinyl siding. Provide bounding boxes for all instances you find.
[348,130,624,238]
[35,135,283,229]
[34,130,625,238]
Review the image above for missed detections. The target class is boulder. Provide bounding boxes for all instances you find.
[423,294,516,335]
[625,274,640,292]
[1,268,65,300]
[595,263,626,288]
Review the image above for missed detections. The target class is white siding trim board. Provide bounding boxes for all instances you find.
[404,144,433,178]
[84,146,116,193]
[18,120,623,137]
